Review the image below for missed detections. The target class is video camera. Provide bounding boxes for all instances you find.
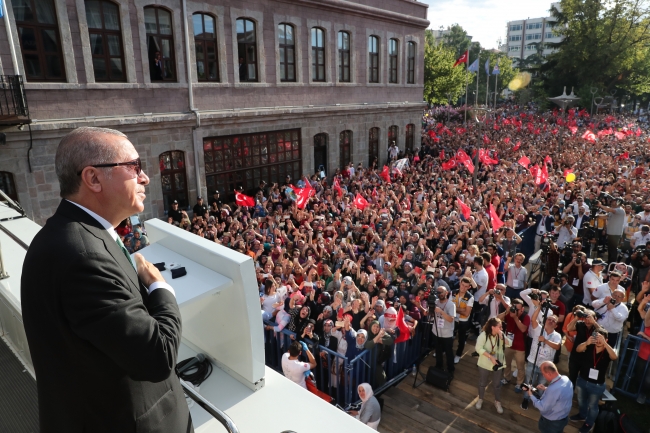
[540,232,556,254]
[425,289,438,306]
[521,383,541,398]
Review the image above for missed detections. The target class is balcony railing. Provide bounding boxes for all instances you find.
[0,75,29,125]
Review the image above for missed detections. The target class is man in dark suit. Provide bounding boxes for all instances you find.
[533,206,555,252]
[21,127,192,433]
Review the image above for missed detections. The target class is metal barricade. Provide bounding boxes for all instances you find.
[613,334,650,401]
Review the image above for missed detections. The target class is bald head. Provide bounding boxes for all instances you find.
[56,127,127,198]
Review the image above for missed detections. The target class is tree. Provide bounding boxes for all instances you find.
[442,24,472,58]
[423,35,472,104]
[469,51,518,106]
[543,0,650,99]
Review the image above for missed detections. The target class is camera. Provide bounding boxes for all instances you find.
[521,383,541,398]
[610,298,617,305]
[492,360,503,371]
[494,289,501,296]
[426,289,438,306]
[509,306,517,313]
[530,292,540,301]
[575,310,588,319]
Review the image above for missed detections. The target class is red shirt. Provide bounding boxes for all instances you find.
[491,255,501,274]
[640,327,650,361]
[485,263,497,291]
[505,313,530,351]
[551,299,566,333]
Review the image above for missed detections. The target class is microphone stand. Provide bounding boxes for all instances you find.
[521,301,551,409]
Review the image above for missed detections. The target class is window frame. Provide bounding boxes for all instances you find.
[368,35,379,83]
[338,31,351,83]
[236,18,258,82]
[368,127,379,167]
[407,41,415,84]
[159,151,189,212]
[145,6,177,82]
[311,27,326,82]
[388,125,398,147]
[388,38,398,84]
[85,0,126,82]
[13,0,67,82]
[0,172,18,202]
[405,124,415,154]
[278,23,296,82]
[192,12,219,82]
[314,133,328,174]
[339,130,352,169]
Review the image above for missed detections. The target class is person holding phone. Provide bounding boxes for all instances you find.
[571,330,617,433]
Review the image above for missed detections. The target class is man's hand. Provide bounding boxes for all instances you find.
[134,253,165,288]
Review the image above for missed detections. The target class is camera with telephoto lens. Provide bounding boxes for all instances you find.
[540,233,556,253]
[509,306,517,313]
[426,289,438,306]
[492,360,503,371]
[521,383,541,398]
[575,310,589,319]
[530,292,540,301]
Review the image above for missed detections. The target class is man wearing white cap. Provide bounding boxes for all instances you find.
[591,287,629,347]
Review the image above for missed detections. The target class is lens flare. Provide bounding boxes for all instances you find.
[508,72,532,91]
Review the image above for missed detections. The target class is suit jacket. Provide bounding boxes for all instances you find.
[21,200,191,433]
[574,214,591,230]
[534,214,555,234]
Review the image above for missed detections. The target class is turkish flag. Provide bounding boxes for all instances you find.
[479,149,498,165]
[636,128,643,137]
[441,158,457,170]
[582,130,597,142]
[380,165,391,183]
[618,151,630,160]
[354,193,369,210]
[372,187,378,200]
[483,134,491,144]
[428,130,436,139]
[569,126,578,135]
[453,50,468,67]
[291,182,314,209]
[504,137,511,144]
[456,127,466,135]
[235,190,255,207]
[518,155,530,168]
[333,176,343,197]
[489,203,504,233]
[456,198,471,220]
[614,131,625,140]
[440,149,445,160]
[394,307,411,343]
[551,128,559,135]
[455,150,474,174]
[544,155,553,166]
[513,141,521,151]
[597,128,612,137]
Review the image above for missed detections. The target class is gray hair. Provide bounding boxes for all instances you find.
[55,127,128,198]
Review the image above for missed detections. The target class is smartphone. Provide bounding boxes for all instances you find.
[335,321,345,328]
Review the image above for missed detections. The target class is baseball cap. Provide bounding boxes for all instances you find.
[591,258,606,266]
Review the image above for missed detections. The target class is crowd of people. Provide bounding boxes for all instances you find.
[155,102,650,432]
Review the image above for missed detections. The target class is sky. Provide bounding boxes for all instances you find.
[422,0,557,49]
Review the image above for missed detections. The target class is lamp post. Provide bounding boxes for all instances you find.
[446,92,453,123]
[590,87,599,117]
[469,107,491,188]
[548,86,580,152]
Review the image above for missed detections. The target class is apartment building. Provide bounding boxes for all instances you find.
[504,2,562,63]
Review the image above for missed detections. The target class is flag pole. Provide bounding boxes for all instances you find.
[494,69,498,108]
[464,60,469,124]
[475,52,480,106]
[485,73,490,107]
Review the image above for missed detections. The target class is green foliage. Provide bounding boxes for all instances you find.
[544,0,650,99]
[441,24,472,58]
[423,38,472,104]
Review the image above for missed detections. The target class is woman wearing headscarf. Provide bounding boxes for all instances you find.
[365,320,394,387]
[344,315,367,360]
[349,383,381,430]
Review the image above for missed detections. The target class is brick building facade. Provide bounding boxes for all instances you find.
[0,0,428,225]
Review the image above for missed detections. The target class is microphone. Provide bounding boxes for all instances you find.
[178,353,205,374]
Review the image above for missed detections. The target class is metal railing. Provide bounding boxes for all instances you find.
[613,334,650,401]
[180,379,240,433]
[263,319,429,409]
[0,75,29,120]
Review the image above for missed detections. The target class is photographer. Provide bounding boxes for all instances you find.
[591,287,629,347]
[499,299,530,393]
[521,306,561,411]
[599,198,626,262]
[563,250,589,306]
[566,308,600,385]
[475,317,512,414]
[571,329,617,433]
[452,277,475,364]
[553,216,578,250]
[478,283,511,322]
[431,286,457,376]
[631,225,650,249]
[504,253,527,301]
[525,362,573,433]
[582,258,605,307]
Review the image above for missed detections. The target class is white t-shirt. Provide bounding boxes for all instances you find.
[582,270,603,306]
[262,293,282,315]
[527,325,561,366]
[632,231,650,247]
[473,268,489,299]
[591,283,624,301]
[281,352,310,389]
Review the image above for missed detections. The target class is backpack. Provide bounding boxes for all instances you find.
[594,402,620,433]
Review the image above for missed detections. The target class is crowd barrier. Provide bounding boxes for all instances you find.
[263,319,432,408]
[613,334,650,402]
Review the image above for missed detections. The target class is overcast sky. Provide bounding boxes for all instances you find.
[421,0,556,49]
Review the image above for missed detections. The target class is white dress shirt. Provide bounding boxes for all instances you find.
[591,299,629,334]
[67,200,175,296]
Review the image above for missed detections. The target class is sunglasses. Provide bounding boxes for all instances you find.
[77,157,142,176]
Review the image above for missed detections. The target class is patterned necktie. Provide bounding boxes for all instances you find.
[115,237,136,270]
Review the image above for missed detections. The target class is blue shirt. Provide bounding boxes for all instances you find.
[531,375,573,420]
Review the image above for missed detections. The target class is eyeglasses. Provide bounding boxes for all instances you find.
[77,158,142,176]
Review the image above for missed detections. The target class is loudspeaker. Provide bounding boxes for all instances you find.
[425,366,451,391]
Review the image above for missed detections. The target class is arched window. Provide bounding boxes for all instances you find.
[314,133,328,175]
[193,13,219,82]
[85,0,125,82]
[338,31,350,83]
[405,124,415,153]
[368,36,379,83]
[407,42,416,84]
[0,172,18,202]
[278,23,295,82]
[12,0,66,81]
[311,27,325,82]
[236,18,257,82]
[339,130,352,169]
[388,125,398,147]
[368,127,379,168]
[144,6,176,81]
[159,151,188,212]
[389,38,398,83]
